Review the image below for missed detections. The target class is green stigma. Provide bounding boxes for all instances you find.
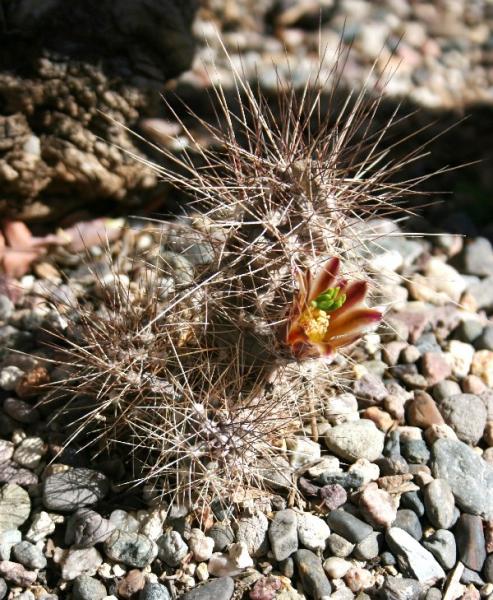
[311,287,347,312]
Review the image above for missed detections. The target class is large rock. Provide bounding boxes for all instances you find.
[43,468,109,511]
[438,393,487,444]
[431,438,493,519]
[325,420,384,462]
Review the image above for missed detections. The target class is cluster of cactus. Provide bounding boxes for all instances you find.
[46,48,430,510]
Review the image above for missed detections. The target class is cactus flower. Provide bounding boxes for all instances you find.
[286,257,382,360]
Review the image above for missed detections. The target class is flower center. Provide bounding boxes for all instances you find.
[311,287,346,312]
[298,306,330,343]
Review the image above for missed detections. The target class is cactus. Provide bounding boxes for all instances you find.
[44,45,433,510]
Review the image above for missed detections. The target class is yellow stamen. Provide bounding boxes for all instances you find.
[298,306,330,343]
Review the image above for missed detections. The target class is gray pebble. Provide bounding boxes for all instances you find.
[72,575,107,600]
[65,508,115,548]
[401,491,425,517]
[380,552,396,566]
[462,237,493,276]
[269,509,298,562]
[475,325,493,351]
[3,398,39,424]
[0,297,13,322]
[179,577,234,600]
[483,553,493,584]
[325,420,384,462]
[392,510,422,540]
[424,479,455,529]
[236,511,269,557]
[12,541,47,569]
[453,320,483,344]
[469,276,493,311]
[460,566,485,585]
[353,531,380,560]
[157,530,188,567]
[0,578,6,600]
[43,468,109,511]
[294,549,332,599]
[455,513,486,571]
[439,393,487,445]
[104,530,158,568]
[401,439,430,465]
[139,582,171,600]
[208,522,234,553]
[425,589,442,600]
[327,510,373,544]
[379,576,424,599]
[327,533,355,558]
[432,380,461,403]
[423,530,456,570]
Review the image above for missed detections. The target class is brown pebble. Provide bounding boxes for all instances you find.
[455,513,486,572]
[320,484,347,510]
[462,375,487,395]
[117,569,146,599]
[406,391,444,429]
[15,367,50,399]
[421,352,452,386]
[384,395,406,423]
[484,422,493,446]
[361,407,394,432]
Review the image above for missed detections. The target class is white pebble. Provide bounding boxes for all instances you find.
[324,557,352,579]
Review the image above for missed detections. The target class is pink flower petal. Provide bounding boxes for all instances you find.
[329,281,369,322]
[327,308,382,340]
[308,257,340,302]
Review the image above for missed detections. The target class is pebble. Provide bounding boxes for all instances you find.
[344,566,373,593]
[207,552,242,577]
[43,468,109,511]
[117,569,146,599]
[379,576,424,599]
[471,350,493,387]
[25,511,55,543]
[327,533,355,558]
[286,437,320,468]
[325,393,358,423]
[391,510,423,540]
[269,509,298,561]
[0,296,13,321]
[353,374,388,406]
[439,393,487,444]
[2,398,39,423]
[0,442,13,463]
[235,512,269,557]
[109,510,140,534]
[294,549,332,599]
[179,577,234,600]
[0,461,37,486]
[13,541,47,569]
[454,320,483,344]
[327,510,373,544]
[61,547,103,580]
[208,522,234,552]
[401,491,425,517]
[359,483,397,528]
[424,479,455,529]
[13,436,45,469]
[353,531,380,561]
[462,238,493,276]
[0,529,21,560]
[325,420,384,462]
[401,439,430,464]
[72,575,107,600]
[319,483,347,510]
[431,438,493,519]
[423,529,457,570]
[0,484,30,533]
[406,391,444,429]
[475,325,493,351]
[432,379,462,403]
[0,578,6,600]
[297,512,330,552]
[189,529,214,562]
[455,513,486,572]
[323,557,351,579]
[483,554,493,584]
[139,582,171,600]
[0,560,36,586]
[250,575,281,600]
[447,341,475,378]
[104,530,157,568]
[421,352,452,386]
[66,508,115,548]
[385,527,445,584]
[469,276,493,311]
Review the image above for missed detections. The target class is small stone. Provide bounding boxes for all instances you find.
[208,522,234,553]
[0,296,13,321]
[455,513,486,572]
[471,350,493,387]
[447,341,475,378]
[2,397,39,423]
[269,509,298,562]
[400,439,430,465]
[463,374,487,394]
[391,510,422,541]
[327,533,355,558]
[207,552,242,577]
[454,320,483,344]
[423,529,456,570]
[344,567,373,593]
[424,424,458,445]
[0,560,36,586]
[327,510,373,544]
[0,529,20,561]
[73,575,107,600]
[13,541,47,569]
[25,511,55,543]
[483,554,493,584]
[325,420,384,463]
[105,530,157,568]
[179,577,234,600]
[359,483,397,528]
[380,576,424,599]
[469,275,493,311]
[109,509,140,533]
[325,393,358,423]
[348,459,380,486]
[235,512,268,558]
[188,529,214,562]
[294,549,332,599]
[117,569,146,599]
[323,557,351,579]
[0,461,37,486]
[319,484,347,510]
[353,531,380,561]
[385,527,445,584]
[229,542,253,569]
[0,578,6,600]
[286,437,320,469]
[424,479,455,529]
[0,484,30,533]
[250,576,281,600]
[475,325,493,351]
[439,393,487,445]
[61,547,103,580]
[66,509,115,548]
[43,468,109,511]
[0,442,13,463]
[0,367,24,391]
[12,436,45,469]
[353,374,387,406]
[462,238,493,276]
[432,379,462,403]
[139,582,171,600]
[421,353,452,386]
[297,513,330,552]
[406,391,444,429]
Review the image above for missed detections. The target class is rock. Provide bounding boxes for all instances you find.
[325,420,384,463]
[424,424,458,445]
[379,576,424,599]
[475,325,493,351]
[207,552,242,577]
[391,510,422,541]
[400,439,430,465]
[269,509,298,562]
[432,379,462,403]
[353,374,387,406]
[235,512,268,557]
[483,554,493,584]
[424,479,455,529]
[0,529,21,560]
[13,541,46,569]
[139,582,171,600]
[43,468,109,511]
[25,511,55,543]
[319,483,347,510]
[385,527,445,584]
[104,530,157,568]
[353,531,380,560]
[344,566,373,593]
[12,437,45,469]
[468,276,493,312]
[447,341,475,378]
[455,513,486,571]
[294,549,332,599]
[406,391,444,429]
[431,438,493,519]
[296,513,330,552]
[323,557,351,579]
[359,483,397,528]
[454,320,484,344]
[325,393,358,423]
[109,509,140,533]
[250,576,282,600]
[257,457,293,491]
[462,238,493,276]
[471,350,493,386]
[117,569,146,599]
[208,522,234,553]
[0,578,6,600]
[179,577,234,600]
[2,397,39,423]
[401,491,425,517]
[423,529,456,570]
[72,575,107,600]
[349,459,380,486]
[0,442,13,463]
[421,353,452,386]
[439,393,487,444]
[65,508,115,547]
[327,510,373,544]
[0,484,30,533]
[228,542,252,569]
[188,529,214,562]
[61,547,103,580]
[0,461,37,486]
[286,437,320,469]
[327,533,355,558]
[0,560,36,586]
